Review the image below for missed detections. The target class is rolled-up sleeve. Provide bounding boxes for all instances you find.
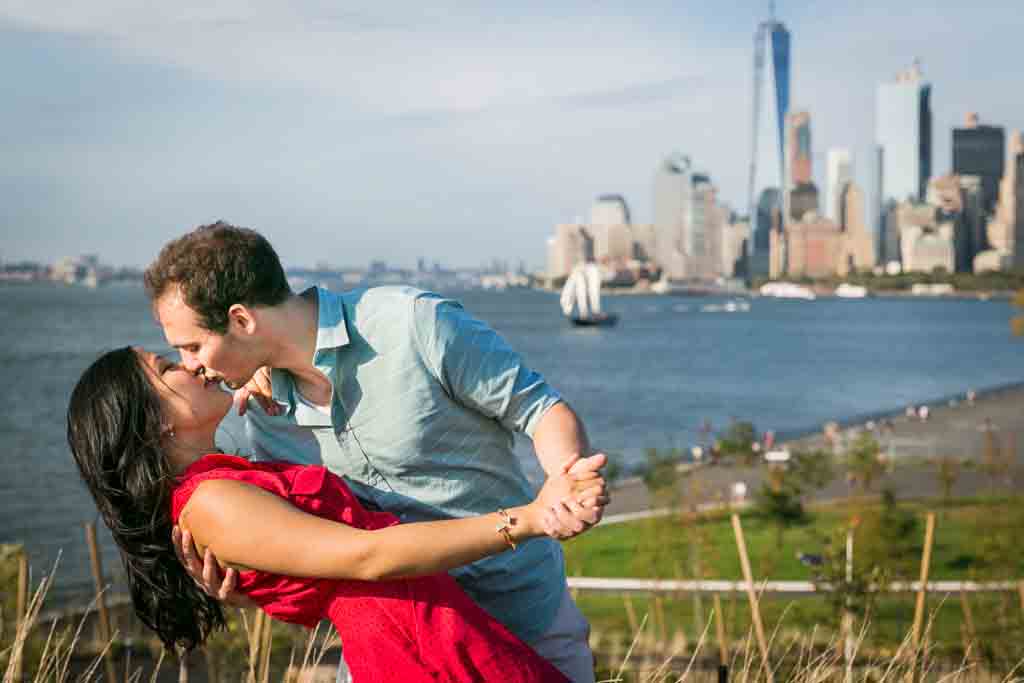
[412,293,561,437]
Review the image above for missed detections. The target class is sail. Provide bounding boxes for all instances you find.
[559,270,576,316]
[559,265,590,317]
[584,263,602,314]
[573,267,590,318]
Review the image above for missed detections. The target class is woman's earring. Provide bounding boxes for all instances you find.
[161,425,175,439]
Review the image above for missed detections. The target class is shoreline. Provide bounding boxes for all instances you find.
[774,379,1024,449]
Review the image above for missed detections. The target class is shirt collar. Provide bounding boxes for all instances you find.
[307,286,350,351]
[269,286,349,404]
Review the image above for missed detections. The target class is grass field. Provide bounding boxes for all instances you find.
[565,496,1024,663]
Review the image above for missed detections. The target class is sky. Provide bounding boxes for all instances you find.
[1,1,1022,270]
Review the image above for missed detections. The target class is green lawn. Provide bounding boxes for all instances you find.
[565,497,1024,660]
[564,497,1024,581]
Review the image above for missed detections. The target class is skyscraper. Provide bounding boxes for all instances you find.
[826,148,854,222]
[747,5,791,274]
[876,61,932,205]
[653,154,729,280]
[590,194,631,226]
[786,110,812,188]
[654,154,693,279]
[953,113,1005,215]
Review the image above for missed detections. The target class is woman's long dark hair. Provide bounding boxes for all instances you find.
[67,347,224,651]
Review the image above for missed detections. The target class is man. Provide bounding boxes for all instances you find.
[145,222,607,682]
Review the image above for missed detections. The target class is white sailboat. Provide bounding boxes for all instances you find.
[559,263,618,327]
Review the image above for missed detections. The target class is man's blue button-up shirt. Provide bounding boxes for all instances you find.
[238,285,565,642]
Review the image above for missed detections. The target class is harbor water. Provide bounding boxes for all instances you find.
[3,282,1024,604]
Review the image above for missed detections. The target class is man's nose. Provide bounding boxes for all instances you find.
[180,356,204,374]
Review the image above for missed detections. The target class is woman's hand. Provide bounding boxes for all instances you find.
[527,454,607,540]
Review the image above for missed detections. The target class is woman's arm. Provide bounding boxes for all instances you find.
[178,459,604,582]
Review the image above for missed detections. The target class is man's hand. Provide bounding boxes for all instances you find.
[172,526,255,608]
[233,366,282,417]
[539,453,610,540]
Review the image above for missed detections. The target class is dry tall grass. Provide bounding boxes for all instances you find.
[4,563,1022,682]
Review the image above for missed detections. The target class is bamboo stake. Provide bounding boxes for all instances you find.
[1018,580,1024,615]
[623,594,639,635]
[13,548,28,683]
[959,590,977,662]
[713,593,729,666]
[247,611,266,683]
[843,527,855,683]
[653,595,667,649]
[85,522,118,683]
[911,512,936,651]
[730,514,773,683]
[258,618,273,683]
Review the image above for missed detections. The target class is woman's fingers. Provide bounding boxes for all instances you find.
[237,367,281,416]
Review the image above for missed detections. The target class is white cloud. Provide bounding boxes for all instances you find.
[0,2,717,117]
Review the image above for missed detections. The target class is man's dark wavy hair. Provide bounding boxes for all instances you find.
[144,221,291,334]
[66,347,225,651]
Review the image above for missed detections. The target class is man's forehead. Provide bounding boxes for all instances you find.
[155,288,201,334]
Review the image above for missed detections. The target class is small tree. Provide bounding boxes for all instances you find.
[641,447,684,510]
[857,488,919,581]
[718,420,758,465]
[754,474,806,547]
[933,455,963,509]
[846,432,885,495]
[810,526,885,632]
[789,449,836,495]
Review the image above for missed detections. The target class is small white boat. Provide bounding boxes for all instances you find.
[835,283,868,298]
[560,263,619,327]
[759,282,816,300]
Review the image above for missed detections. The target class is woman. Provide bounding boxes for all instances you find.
[67,347,604,683]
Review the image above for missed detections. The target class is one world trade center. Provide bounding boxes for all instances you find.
[747,6,791,276]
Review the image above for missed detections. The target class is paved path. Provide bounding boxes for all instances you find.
[602,385,1024,519]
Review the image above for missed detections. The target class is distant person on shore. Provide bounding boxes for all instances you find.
[67,347,604,681]
[142,222,606,682]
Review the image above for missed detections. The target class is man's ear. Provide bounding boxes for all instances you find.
[227,304,257,335]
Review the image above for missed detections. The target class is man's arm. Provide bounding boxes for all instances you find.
[531,401,608,533]
[413,295,609,535]
[531,401,590,477]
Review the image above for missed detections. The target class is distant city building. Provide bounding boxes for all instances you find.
[837,182,876,275]
[976,130,1024,271]
[654,154,692,278]
[752,188,782,277]
[901,221,955,274]
[876,60,932,267]
[826,148,854,222]
[953,113,1004,215]
[786,110,812,188]
[631,223,658,263]
[590,194,631,226]
[771,212,843,279]
[926,173,985,272]
[594,223,635,264]
[653,154,731,280]
[876,60,932,205]
[721,218,750,278]
[588,194,634,264]
[889,201,955,273]
[546,223,593,279]
[748,8,791,272]
[788,182,819,222]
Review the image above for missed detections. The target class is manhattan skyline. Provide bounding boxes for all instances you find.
[2,1,1022,269]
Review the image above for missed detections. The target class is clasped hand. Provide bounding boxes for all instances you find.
[533,453,610,541]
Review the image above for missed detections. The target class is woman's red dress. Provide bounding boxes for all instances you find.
[171,454,569,683]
